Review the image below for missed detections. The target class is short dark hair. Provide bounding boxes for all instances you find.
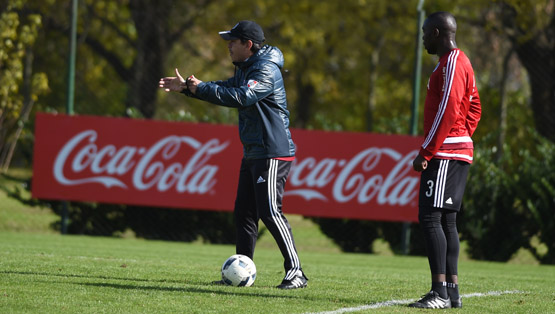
[241,38,262,53]
[427,11,457,34]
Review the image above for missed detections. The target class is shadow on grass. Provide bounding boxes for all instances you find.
[77,281,302,299]
[1,270,183,285]
[1,270,302,299]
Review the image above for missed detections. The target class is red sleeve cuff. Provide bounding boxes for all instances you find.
[419,147,435,161]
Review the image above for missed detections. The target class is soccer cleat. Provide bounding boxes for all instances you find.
[276,273,308,289]
[451,296,462,308]
[408,290,452,309]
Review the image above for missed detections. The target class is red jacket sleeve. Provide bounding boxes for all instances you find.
[466,78,481,136]
[420,54,467,160]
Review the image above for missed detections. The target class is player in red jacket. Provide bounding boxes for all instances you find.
[410,12,481,309]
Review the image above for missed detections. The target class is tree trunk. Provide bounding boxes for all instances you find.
[501,3,555,142]
[127,0,171,119]
[514,38,555,142]
[295,71,314,129]
[366,37,384,133]
[495,48,513,162]
[1,47,34,171]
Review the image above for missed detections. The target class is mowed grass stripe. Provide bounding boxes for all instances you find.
[1,231,554,313]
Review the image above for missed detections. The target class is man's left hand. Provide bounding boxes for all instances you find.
[186,75,202,95]
[412,154,428,172]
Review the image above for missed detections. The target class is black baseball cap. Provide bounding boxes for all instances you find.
[219,20,265,44]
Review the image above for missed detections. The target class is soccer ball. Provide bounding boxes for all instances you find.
[221,254,257,287]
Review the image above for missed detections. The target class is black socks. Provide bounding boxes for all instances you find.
[447,282,460,300]
[432,281,448,299]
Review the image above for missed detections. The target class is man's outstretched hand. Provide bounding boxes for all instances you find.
[159,68,187,92]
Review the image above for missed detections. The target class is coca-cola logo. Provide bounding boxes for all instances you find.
[286,148,419,206]
[53,130,229,194]
[50,128,419,208]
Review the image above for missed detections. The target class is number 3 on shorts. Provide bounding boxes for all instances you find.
[425,180,434,198]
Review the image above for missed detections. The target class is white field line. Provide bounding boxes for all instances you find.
[306,290,524,314]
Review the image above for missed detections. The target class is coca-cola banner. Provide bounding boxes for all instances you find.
[32,113,422,222]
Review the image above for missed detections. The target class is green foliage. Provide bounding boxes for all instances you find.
[20,0,549,140]
[9,187,237,243]
[29,0,129,118]
[312,218,427,256]
[124,206,236,244]
[514,135,555,264]
[0,0,48,168]
[312,218,381,253]
[461,130,555,263]
[460,144,528,261]
[498,0,553,39]
[5,168,237,242]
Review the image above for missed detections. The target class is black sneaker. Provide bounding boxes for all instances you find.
[276,273,308,289]
[451,296,462,308]
[408,290,452,309]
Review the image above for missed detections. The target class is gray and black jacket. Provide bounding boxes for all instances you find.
[194,45,295,160]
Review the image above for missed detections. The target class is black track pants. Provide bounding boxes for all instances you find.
[234,158,302,280]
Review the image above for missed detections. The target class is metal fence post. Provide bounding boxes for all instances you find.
[62,0,78,234]
[402,0,425,254]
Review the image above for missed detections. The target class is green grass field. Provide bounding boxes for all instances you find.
[1,170,555,313]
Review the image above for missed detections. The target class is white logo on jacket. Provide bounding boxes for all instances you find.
[247,80,258,88]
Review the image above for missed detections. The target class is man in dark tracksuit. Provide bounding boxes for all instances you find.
[159,20,307,289]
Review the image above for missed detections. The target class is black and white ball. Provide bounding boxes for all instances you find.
[221,254,257,287]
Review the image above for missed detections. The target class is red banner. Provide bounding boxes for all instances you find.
[32,113,422,222]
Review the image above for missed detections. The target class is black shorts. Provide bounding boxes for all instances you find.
[419,159,470,211]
